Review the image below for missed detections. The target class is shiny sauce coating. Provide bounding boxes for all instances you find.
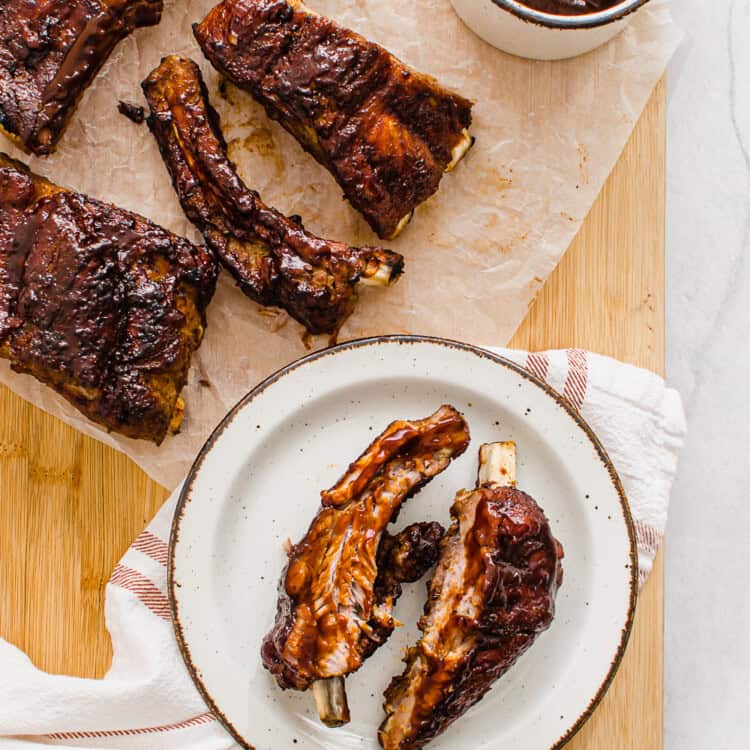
[194,0,473,240]
[261,406,471,691]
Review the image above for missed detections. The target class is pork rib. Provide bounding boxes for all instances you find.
[142,56,403,336]
[194,0,474,240]
[379,442,564,750]
[0,152,217,443]
[313,520,446,727]
[261,405,471,726]
[0,0,163,155]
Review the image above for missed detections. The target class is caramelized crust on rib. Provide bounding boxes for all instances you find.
[379,486,564,750]
[194,0,474,239]
[0,152,217,443]
[261,406,470,691]
[0,0,163,155]
[143,56,403,336]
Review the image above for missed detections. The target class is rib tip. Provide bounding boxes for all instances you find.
[312,677,351,727]
[477,441,517,488]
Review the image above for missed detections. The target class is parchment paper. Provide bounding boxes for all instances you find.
[0,0,681,489]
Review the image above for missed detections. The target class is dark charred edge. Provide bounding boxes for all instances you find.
[168,334,639,750]
[490,0,650,29]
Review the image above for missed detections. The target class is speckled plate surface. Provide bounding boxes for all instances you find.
[169,336,637,750]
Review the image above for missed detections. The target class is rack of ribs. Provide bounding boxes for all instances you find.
[0,0,163,155]
[379,442,564,750]
[194,0,474,240]
[0,152,218,443]
[142,56,404,337]
[261,405,471,726]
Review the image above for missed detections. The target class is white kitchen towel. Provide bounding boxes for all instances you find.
[0,348,686,749]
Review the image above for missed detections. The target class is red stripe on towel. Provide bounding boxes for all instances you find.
[634,519,662,558]
[525,351,550,382]
[634,519,663,590]
[45,711,216,740]
[131,529,169,566]
[109,564,170,621]
[563,349,588,411]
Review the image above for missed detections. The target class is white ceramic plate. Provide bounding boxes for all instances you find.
[169,336,637,750]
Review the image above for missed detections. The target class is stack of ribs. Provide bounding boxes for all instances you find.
[261,405,471,726]
[0,152,217,443]
[195,0,474,239]
[142,55,403,337]
[379,442,564,749]
[0,0,163,155]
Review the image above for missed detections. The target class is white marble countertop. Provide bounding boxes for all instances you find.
[665,0,749,746]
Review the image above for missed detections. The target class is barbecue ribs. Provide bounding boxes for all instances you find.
[0,0,163,155]
[143,56,403,336]
[379,442,564,750]
[194,0,474,240]
[261,405,471,726]
[0,152,217,443]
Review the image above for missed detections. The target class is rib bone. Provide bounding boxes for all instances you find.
[379,441,563,750]
[477,441,516,487]
[312,677,350,727]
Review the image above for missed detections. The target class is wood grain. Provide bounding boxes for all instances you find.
[0,79,666,745]
[510,76,666,749]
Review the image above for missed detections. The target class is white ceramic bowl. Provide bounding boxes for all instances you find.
[449,0,651,60]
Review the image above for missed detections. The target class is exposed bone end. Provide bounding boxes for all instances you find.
[477,441,516,488]
[312,677,351,727]
[359,253,405,287]
[387,210,414,240]
[360,262,396,287]
[445,129,475,172]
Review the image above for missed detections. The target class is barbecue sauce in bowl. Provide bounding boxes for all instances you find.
[519,0,622,14]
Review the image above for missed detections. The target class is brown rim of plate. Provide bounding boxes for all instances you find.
[168,334,639,750]
[490,0,651,30]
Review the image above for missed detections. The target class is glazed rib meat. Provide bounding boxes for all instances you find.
[0,152,217,443]
[379,442,564,750]
[143,56,403,336]
[0,0,163,155]
[194,0,474,240]
[261,405,471,726]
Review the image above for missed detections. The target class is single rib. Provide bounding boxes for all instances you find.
[379,442,564,750]
[261,406,470,725]
[194,0,474,239]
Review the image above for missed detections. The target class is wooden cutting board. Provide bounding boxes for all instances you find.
[0,79,665,748]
